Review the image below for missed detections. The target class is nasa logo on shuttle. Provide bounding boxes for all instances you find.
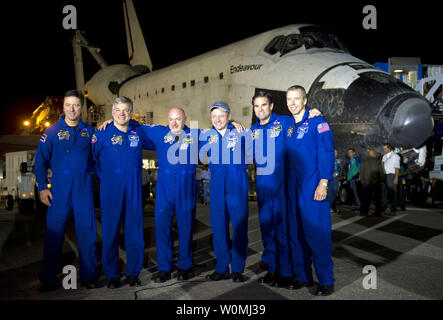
[164,133,175,144]
[111,135,123,145]
[230,64,264,74]
[40,133,48,143]
[128,134,139,147]
[91,134,97,144]
[252,129,260,140]
[58,130,70,141]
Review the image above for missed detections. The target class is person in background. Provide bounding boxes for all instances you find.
[398,154,408,211]
[150,167,158,199]
[201,166,210,205]
[346,148,362,211]
[359,149,384,217]
[196,166,203,204]
[328,149,340,214]
[142,167,151,206]
[382,143,400,216]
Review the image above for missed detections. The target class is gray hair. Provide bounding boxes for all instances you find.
[112,96,133,112]
[287,85,307,99]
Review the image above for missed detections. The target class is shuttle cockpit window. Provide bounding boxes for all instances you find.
[264,26,349,56]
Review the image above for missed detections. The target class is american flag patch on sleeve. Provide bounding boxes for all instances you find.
[40,133,48,143]
[317,122,330,134]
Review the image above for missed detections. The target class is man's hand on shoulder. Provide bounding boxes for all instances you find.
[97,119,113,131]
[308,108,322,119]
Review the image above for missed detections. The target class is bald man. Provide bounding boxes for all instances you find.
[138,108,199,282]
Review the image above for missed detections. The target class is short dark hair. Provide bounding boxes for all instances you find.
[252,91,273,106]
[287,85,307,98]
[383,143,393,151]
[64,89,84,105]
[348,148,356,153]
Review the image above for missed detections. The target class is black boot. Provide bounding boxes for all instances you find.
[177,268,195,281]
[80,279,99,289]
[205,271,230,281]
[286,279,314,290]
[152,271,171,283]
[258,272,276,285]
[313,285,335,296]
[107,277,121,289]
[231,272,245,283]
[273,276,294,288]
[126,275,142,287]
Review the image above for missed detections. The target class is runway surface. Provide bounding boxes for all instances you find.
[1,200,442,300]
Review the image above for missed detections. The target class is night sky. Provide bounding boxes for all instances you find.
[2,0,441,134]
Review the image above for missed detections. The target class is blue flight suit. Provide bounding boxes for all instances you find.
[138,123,198,272]
[91,121,154,279]
[199,123,250,275]
[34,115,98,284]
[250,112,292,277]
[286,106,335,286]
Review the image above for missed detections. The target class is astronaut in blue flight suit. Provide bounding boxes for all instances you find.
[137,107,199,283]
[285,85,336,296]
[91,97,154,288]
[250,91,293,287]
[34,90,98,293]
[200,102,251,283]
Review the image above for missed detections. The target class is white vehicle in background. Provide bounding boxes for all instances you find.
[0,150,47,214]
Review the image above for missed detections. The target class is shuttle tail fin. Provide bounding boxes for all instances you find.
[123,0,153,71]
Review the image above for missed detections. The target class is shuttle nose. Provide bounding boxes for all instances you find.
[387,96,433,148]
